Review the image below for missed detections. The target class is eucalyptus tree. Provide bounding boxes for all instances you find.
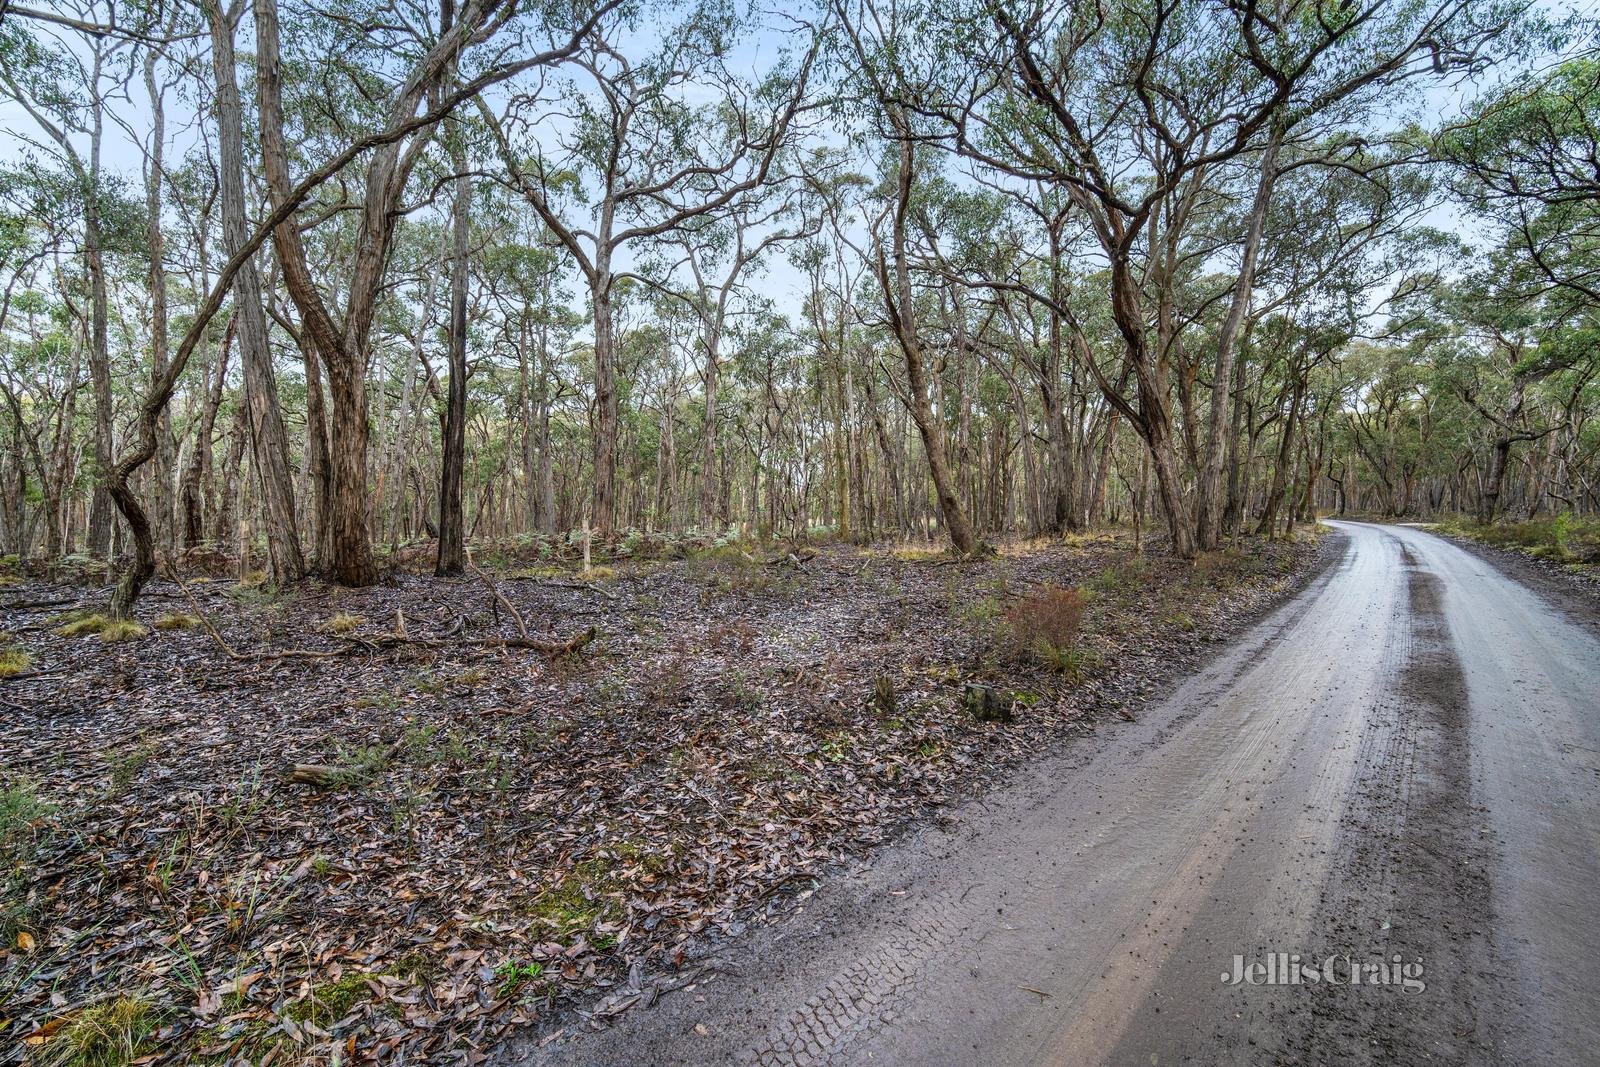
[204,0,305,583]
[637,169,824,528]
[1438,54,1600,304]
[1418,278,1573,522]
[842,0,1522,555]
[255,0,624,586]
[0,8,131,556]
[478,225,581,533]
[832,2,983,554]
[477,0,822,535]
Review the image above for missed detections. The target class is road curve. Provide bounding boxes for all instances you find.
[504,522,1600,1066]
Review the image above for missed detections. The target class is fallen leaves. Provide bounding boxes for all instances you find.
[0,535,1316,1062]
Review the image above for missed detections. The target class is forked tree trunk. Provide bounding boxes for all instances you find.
[1108,262,1195,557]
[1196,122,1282,550]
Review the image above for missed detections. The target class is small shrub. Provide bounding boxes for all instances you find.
[494,960,545,998]
[311,743,392,789]
[151,613,201,631]
[224,578,279,606]
[953,592,1004,631]
[1,780,50,852]
[1004,585,1087,665]
[1,780,51,942]
[107,745,154,794]
[1049,645,1103,684]
[1441,513,1600,564]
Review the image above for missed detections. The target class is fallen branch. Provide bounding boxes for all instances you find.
[345,626,598,655]
[162,561,597,660]
[287,738,406,789]
[764,547,817,567]
[163,564,342,662]
[0,598,81,611]
[0,665,73,684]
[467,552,529,641]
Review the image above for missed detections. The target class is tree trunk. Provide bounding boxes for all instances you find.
[143,48,177,561]
[700,323,721,527]
[436,152,470,575]
[1109,260,1195,557]
[1256,371,1305,536]
[85,107,115,559]
[590,265,619,537]
[209,0,305,585]
[298,321,333,566]
[1197,123,1282,550]
[180,314,232,547]
[880,138,977,556]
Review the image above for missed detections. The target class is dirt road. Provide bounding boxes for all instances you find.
[505,523,1600,1066]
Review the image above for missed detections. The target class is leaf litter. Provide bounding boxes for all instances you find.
[0,532,1319,1063]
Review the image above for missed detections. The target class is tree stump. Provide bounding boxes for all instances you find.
[963,683,1013,724]
[868,674,897,718]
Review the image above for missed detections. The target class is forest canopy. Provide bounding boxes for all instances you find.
[1,0,1596,611]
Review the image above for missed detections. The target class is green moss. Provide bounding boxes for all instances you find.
[530,857,626,932]
[284,972,375,1028]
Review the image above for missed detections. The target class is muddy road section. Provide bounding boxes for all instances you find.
[501,522,1600,1066]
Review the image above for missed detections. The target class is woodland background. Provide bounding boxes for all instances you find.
[1,0,1597,608]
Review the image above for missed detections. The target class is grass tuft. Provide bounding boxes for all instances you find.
[0,647,30,677]
[56,614,110,638]
[98,620,148,644]
[34,995,157,1067]
[151,613,202,631]
[324,612,365,634]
